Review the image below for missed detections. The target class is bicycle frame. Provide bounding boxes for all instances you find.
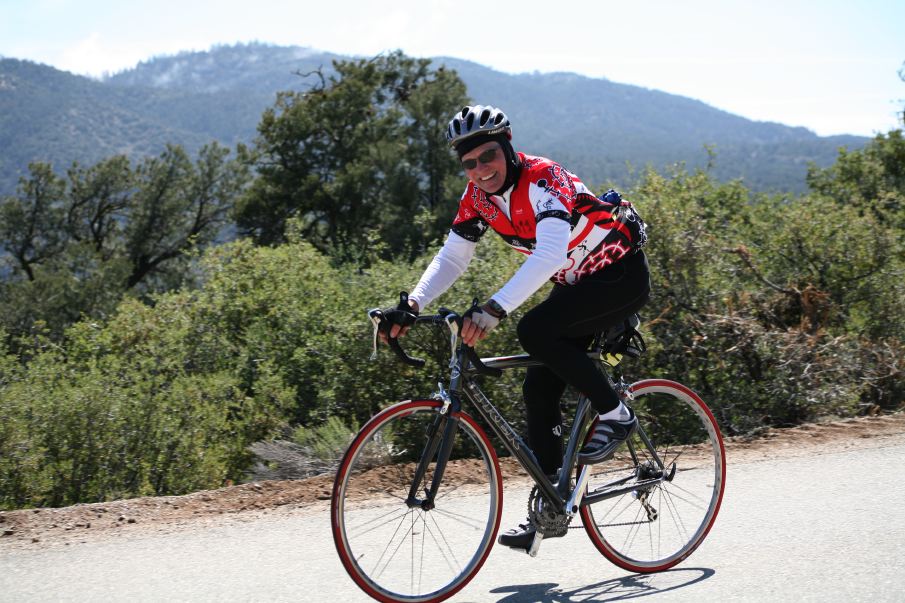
[395,312,673,532]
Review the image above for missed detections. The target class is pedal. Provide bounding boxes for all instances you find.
[527,530,544,557]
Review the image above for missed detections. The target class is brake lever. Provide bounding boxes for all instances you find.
[442,312,461,368]
[367,308,383,360]
[367,307,426,367]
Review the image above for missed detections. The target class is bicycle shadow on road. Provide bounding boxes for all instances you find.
[484,567,715,602]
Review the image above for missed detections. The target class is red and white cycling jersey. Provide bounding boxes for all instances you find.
[451,153,646,285]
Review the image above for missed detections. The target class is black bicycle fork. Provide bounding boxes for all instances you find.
[405,408,460,512]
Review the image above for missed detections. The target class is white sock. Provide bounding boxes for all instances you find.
[598,402,629,422]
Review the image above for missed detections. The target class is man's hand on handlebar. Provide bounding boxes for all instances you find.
[378,294,420,344]
[461,300,506,347]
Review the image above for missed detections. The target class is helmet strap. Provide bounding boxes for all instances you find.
[489,135,521,195]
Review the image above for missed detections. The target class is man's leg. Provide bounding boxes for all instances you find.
[522,364,567,476]
[517,252,651,415]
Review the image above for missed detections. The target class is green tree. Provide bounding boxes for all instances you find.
[123,143,249,290]
[0,163,67,281]
[64,155,132,260]
[236,51,468,263]
[2,160,902,508]
[806,130,905,232]
[0,143,249,341]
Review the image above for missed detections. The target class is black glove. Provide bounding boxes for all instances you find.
[382,291,418,332]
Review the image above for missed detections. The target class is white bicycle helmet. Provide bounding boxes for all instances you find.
[446,105,511,150]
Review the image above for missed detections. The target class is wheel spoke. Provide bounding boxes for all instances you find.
[621,503,646,551]
[431,506,489,531]
[348,507,412,540]
[372,510,419,579]
[425,510,464,573]
[598,493,637,525]
[661,481,711,509]
[660,487,690,543]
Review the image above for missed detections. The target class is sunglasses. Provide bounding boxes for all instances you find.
[461,147,499,170]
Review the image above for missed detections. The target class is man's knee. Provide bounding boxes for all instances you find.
[516,311,548,355]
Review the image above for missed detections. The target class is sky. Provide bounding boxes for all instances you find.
[1,0,903,137]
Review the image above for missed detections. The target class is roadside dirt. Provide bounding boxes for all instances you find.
[2,412,904,551]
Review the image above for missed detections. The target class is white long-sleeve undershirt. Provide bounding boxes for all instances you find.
[409,231,476,310]
[493,217,569,311]
[408,217,570,314]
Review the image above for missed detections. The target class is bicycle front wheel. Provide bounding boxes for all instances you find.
[580,379,726,573]
[331,399,503,603]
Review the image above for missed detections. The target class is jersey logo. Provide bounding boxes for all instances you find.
[473,195,500,223]
[534,178,569,205]
[535,196,557,213]
[547,164,575,196]
[575,241,632,278]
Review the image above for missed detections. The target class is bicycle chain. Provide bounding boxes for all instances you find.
[565,467,661,529]
[584,518,656,529]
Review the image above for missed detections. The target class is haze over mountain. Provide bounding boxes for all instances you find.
[0,42,867,195]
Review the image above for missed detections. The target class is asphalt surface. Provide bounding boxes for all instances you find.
[3,437,905,602]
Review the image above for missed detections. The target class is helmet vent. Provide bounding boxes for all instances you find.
[445,105,511,148]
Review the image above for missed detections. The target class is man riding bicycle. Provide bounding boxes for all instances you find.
[382,104,650,551]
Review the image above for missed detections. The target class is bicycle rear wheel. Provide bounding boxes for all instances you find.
[580,379,726,573]
[331,400,503,602]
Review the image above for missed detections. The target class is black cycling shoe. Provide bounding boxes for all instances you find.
[577,407,637,465]
[497,521,565,551]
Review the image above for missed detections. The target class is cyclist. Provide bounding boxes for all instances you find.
[382,105,651,551]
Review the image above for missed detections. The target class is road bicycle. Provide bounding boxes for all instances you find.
[331,305,726,603]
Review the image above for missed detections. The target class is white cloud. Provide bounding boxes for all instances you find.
[55,32,193,77]
[57,33,122,77]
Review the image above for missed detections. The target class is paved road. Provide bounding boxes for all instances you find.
[3,438,905,602]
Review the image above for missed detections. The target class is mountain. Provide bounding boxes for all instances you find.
[0,59,210,189]
[0,43,867,195]
[433,58,864,191]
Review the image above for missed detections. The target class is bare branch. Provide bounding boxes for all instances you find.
[722,245,798,295]
[292,66,327,91]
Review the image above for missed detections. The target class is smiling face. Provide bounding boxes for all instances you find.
[461,140,507,194]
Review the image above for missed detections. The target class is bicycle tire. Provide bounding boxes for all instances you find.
[331,400,503,602]
[580,379,726,572]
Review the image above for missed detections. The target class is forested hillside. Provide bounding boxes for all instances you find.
[0,51,901,511]
[0,60,212,189]
[1,43,865,195]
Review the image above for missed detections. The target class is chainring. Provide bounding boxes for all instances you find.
[527,485,571,537]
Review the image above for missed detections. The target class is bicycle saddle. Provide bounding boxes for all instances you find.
[601,313,645,359]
